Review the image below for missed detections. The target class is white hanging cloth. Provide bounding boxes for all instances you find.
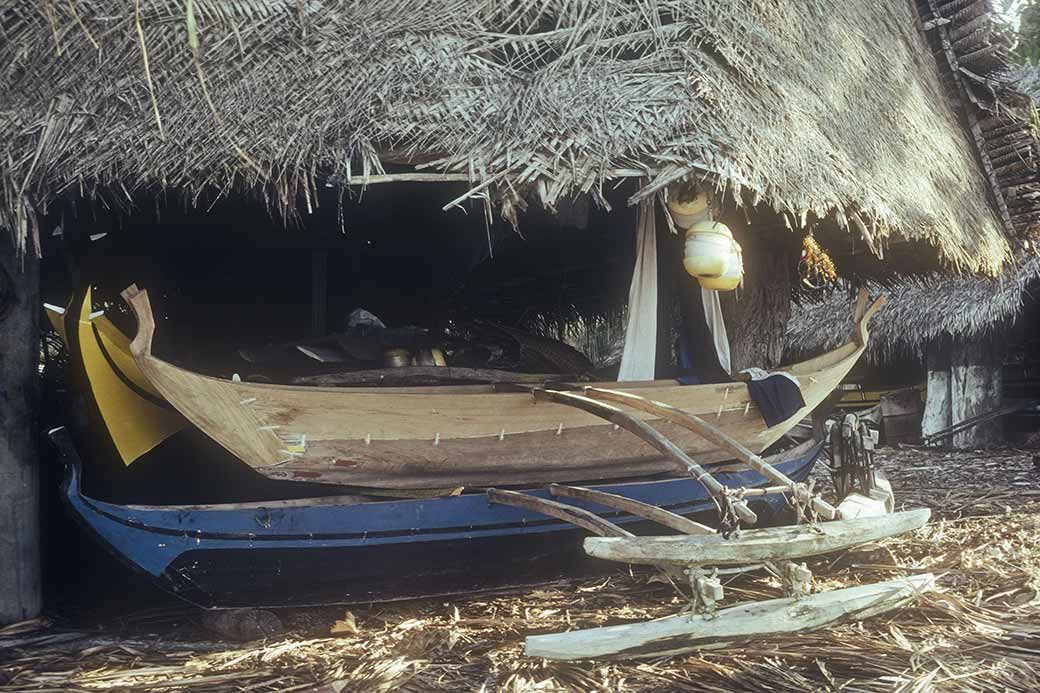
[701,287,732,375]
[618,200,658,381]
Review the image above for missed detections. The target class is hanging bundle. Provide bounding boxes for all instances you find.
[799,234,838,289]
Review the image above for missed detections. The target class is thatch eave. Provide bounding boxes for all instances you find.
[785,255,1040,364]
[2,1,1038,275]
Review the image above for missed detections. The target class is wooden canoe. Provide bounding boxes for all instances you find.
[583,508,931,566]
[120,285,884,489]
[524,574,935,660]
[52,427,823,609]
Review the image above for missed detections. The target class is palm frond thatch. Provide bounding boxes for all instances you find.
[785,256,1040,362]
[1,1,1036,272]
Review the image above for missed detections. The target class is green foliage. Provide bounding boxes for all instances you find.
[1014,1,1040,64]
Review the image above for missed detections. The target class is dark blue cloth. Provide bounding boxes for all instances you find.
[746,374,805,426]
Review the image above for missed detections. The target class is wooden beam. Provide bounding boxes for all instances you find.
[485,489,633,537]
[343,168,653,187]
[583,508,931,566]
[0,236,41,625]
[548,484,713,535]
[581,386,839,520]
[535,388,758,525]
[345,173,474,185]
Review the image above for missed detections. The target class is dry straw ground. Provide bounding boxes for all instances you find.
[1,447,1038,692]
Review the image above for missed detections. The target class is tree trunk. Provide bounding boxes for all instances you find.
[718,211,794,372]
[0,235,41,625]
[950,337,1004,449]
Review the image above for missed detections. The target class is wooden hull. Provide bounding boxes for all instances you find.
[121,286,881,489]
[54,428,821,608]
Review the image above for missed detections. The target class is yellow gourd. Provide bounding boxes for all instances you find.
[667,192,710,229]
[698,239,743,291]
[683,221,734,278]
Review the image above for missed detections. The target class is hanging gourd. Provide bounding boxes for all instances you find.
[667,191,710,229]
[698,238,743,291]
[683,220,743,292]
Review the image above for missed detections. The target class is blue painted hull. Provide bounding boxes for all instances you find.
[58,433,822,608]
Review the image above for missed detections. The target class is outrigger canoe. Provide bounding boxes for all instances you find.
[52,427,823,608]
[116,285,883,489]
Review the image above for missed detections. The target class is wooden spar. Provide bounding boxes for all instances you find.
[343,168,652,187]
[548,484,713,535]
[581,386,838,520]
[524,574,935,660]
[582,508,931,566]
[485,489,634,537]
[533,389,758,525]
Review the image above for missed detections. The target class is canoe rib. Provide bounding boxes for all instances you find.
[582,508,931,566]
[120,285,883,488]
[525,574,936,660]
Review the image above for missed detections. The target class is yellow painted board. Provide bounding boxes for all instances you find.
[76,287,185,465]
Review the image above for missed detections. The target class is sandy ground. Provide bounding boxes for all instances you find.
[1,446,1038,692]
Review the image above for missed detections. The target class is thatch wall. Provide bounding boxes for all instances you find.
[2,1,1037,273]
[785,256,1040,363]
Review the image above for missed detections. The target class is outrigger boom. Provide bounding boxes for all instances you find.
[485,291,935,660]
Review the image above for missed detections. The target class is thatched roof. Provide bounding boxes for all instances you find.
[2,1,1038,273]
[785,256,1040,363]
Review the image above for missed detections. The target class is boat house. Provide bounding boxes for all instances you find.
[2,0,1038,624]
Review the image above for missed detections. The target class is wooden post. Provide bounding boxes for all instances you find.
[921,339,952,442]
[655,206,680,378]
[0,235,41,625]
[950,336,1004,448]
